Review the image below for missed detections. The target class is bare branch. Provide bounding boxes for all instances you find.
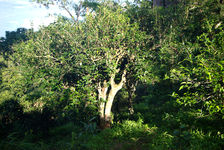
[62,5,77,22]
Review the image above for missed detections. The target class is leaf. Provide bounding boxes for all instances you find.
[179,85,185,91]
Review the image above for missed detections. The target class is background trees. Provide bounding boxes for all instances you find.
[127,0,224,117]
[171,17,224,116]
[0,28,29,58]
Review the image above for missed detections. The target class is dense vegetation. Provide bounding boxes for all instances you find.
[0,0,224,149]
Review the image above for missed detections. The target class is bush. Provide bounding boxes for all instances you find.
[80,119,174,150]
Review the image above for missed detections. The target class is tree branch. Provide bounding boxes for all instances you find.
[62,6,77,22]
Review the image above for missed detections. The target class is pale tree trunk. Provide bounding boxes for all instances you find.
[98,70,126,129]
[98,80,108,126]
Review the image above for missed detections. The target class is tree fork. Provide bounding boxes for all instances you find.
[99,70,126,129]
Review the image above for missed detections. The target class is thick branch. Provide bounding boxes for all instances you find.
[98,80,108,118]
[104,69,127,118]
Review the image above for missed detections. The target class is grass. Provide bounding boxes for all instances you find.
[0,117,223,150]
[0,97,224,150]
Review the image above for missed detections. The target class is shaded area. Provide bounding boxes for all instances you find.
[0,80,223,150]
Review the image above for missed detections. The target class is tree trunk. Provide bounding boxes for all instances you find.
[126,79,138,115]
[127,89,135,115]
[153,0,164,7]
[153,0,178,7]
[99,70,126,129]
[98,80,108,129]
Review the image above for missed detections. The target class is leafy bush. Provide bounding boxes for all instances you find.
[172,22,224,117]
[81,119,174,150]
[189,130,224,150]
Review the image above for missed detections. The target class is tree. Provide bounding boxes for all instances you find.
[82,6,145,128]
[0,28,29,58]
[3,3,145,128]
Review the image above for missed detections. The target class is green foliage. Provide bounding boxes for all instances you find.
[1,0,224,149]
[0,28,30,57]
[127,0,224,118]
[189,130,224,150]
[1,3,145,110]
[171,20,224,117]
[81,119,174,150]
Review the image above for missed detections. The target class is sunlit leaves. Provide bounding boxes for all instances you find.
[172,21,224,116]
